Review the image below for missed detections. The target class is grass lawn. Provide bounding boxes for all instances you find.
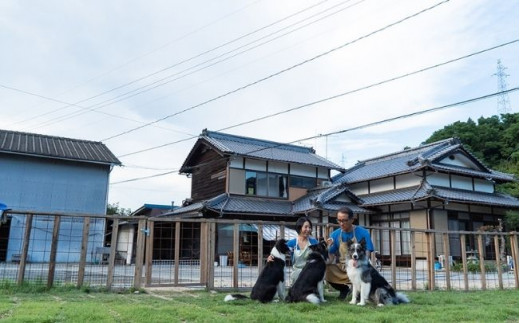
[0,285,518,322]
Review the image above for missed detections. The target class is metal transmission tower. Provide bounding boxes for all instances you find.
[493,59,511,114]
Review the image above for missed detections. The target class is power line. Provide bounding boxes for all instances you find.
[110,88,518,185]
[14,0,332,129]
[28,0,364,131]
[116,39,518,158]
[101,0,450,142]
[0,84,194,136]
[9,0,264,126]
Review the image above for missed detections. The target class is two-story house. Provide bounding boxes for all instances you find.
[331,137,518,264]
[164,129,362,262]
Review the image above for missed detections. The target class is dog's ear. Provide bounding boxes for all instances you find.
[360,237,366,247]
[347,239,354,247]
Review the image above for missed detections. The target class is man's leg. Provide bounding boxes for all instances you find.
[328,282,350,300]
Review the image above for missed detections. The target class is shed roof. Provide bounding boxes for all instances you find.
[0,129,121,166]
[180,129,343,173]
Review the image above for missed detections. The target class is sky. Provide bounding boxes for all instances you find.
[1,0,518,212]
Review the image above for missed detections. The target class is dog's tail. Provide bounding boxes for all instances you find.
[394,292,410,304]
[224,294,249,302]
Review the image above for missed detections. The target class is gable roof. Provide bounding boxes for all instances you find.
[180,129,343,173]
[335,138,514,184]
[0,129,121,166]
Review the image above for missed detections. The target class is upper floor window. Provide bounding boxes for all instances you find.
[246,171,288,198]
[290,175,317,189]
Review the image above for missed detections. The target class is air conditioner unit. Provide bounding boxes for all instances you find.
[321,180,332,187]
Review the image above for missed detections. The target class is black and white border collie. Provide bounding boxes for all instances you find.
[346,238,409,307]
[285,239,328,304]
[224,239,290,303]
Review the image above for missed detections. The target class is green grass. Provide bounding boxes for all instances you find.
[0,285,518,322]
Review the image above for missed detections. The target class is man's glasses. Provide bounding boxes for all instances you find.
[337,219,352,223]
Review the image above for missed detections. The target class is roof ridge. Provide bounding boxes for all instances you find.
[358,137,456,165]
[0,128,104,145]
[202,129,315,153]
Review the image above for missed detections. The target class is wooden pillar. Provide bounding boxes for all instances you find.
[145,221,155,287]
[442,233,451,290]
[77,217,90,288]
[510,232,519,288]
[426,232,435,291]
[494,235,503,289]
[47,215,61,289]
[107,218,119,289]
[257,223,264,274]
[390,230,396,287]
[207,221,216,290]
[460,234,469,291]
[133,219,146,289]
[410,231,417,290]
[17,213,33,285]
[174,221,181,285]
[200,221,208,284]
[477,234,486,290]
[233,222,239,289]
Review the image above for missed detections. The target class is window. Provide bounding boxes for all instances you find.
[290,175,316,189]
[245,171,287,198]
[372,212,410,256]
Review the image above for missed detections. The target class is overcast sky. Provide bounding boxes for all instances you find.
[1,0,518,212]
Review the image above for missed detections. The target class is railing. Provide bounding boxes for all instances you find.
[0,211,518,291]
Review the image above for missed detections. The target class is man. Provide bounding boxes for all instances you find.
[326,207,374,300]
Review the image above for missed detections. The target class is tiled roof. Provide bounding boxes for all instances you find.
[336,138,514,183]
[292,184,371,214]
[0,129,121,165]
[357,181,519,208]
[181,130,343,172]
[165,194,293,217]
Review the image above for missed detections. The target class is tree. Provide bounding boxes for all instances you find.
[106,202,132,216]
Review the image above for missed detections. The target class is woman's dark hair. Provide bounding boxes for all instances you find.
[296,216,312,234]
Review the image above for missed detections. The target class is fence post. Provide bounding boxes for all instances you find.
[47,215,61,289]
[477,234,486,290]
[426,232,435,290]
[145,220,154,287]
[494,235,503,289]
[410,231,416,290]
[200,221,208,285]
[257,223,264,274]
[77,217,90,288]
[107,218,119,289]
[510,232,519,288]
[207,220,216,291]
[233,222,239,289]
[442,233,451,290]
[17,213,33,285]
[390,230,396,287]
[459,234,469,291]
[133,219,146,289]
[174,221,181,285]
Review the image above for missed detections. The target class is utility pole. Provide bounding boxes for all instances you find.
[493,59,511,114]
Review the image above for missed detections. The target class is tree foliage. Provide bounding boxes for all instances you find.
[106,202,132,216]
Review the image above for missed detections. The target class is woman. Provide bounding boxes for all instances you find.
[286,216,318,284]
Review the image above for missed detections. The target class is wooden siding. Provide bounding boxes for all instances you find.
[190,150,227,201]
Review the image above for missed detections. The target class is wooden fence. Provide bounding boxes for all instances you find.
[0,211,518,292]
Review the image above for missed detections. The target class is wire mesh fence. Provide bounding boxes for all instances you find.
[1,211,518,291]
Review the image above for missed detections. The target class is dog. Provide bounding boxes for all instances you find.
[285,239,328,304]
[224,239,290,303]
[346,237,409,306]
